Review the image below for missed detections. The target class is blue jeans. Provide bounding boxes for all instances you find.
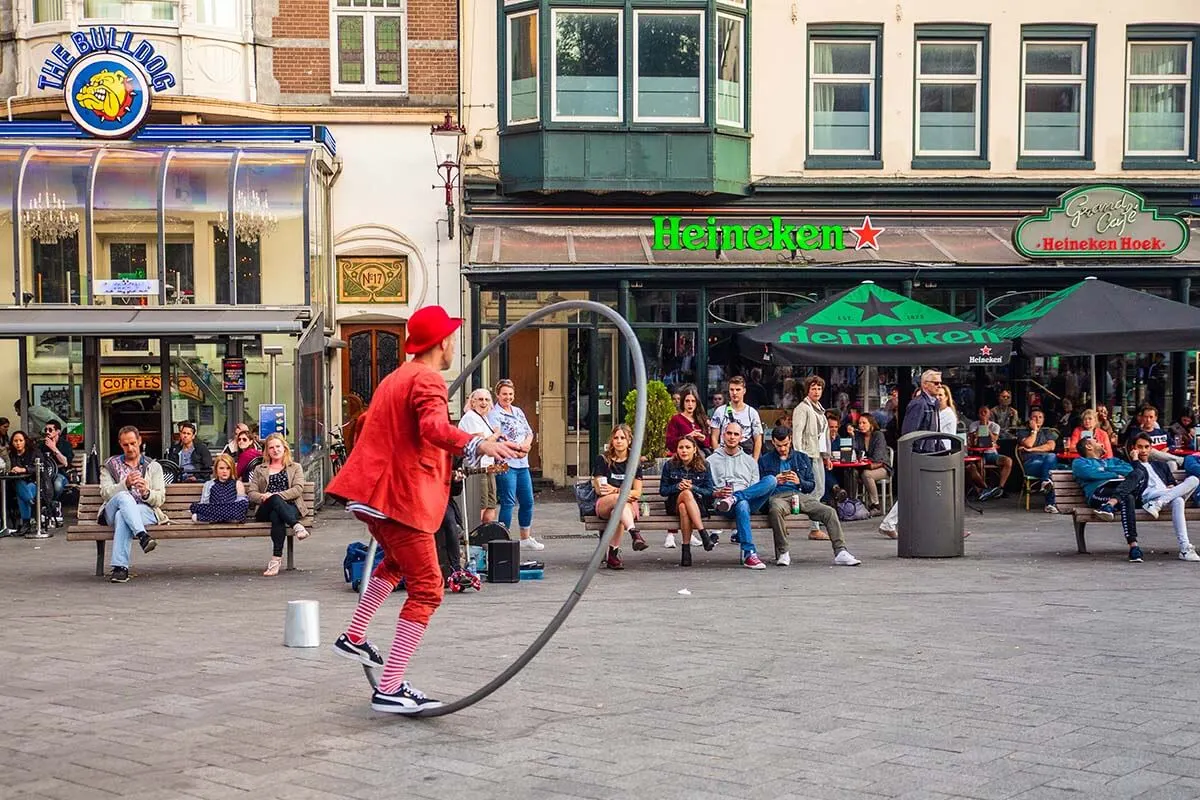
[52,473,67,500]
[1024,453,1058,505]
[104,492,159,569]
[14,481,37,521]
[714,476,777,553]
[495,466,534,530]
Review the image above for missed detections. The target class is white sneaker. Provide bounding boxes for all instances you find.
[878,524,897,539]
[689,533,703,547]
[834,549,861,566]
[664,533,676,548]
[1181,545,1200,562]
[775,552,791,567]
[1144,501,1162,520]
[521,536,545,551]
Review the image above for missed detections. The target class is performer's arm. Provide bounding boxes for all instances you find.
[413,372,475,456]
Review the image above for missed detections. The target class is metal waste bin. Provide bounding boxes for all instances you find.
[896,430,964,558]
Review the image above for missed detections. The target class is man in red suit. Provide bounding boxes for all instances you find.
[328,305,523,714]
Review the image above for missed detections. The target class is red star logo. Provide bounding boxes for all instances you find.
[980,346,993,356]
[849,215,885,251]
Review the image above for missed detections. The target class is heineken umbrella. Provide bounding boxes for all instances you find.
[985,276,1200,407]
[740,281,1013,366]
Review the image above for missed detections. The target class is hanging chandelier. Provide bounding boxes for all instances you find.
[216,189,278,244]
[22,191,80,244]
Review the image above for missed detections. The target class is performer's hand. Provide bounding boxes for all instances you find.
[478,438,525,462]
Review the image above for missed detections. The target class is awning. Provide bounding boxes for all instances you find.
[0,305,310,337]
[465,220,1200,268]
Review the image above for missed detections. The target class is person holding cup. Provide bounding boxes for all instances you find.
[592,424,645,570]
[1067,408,1113,460]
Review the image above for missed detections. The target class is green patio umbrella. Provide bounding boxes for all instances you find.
[739,281,1013,366]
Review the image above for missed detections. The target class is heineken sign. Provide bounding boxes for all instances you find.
[652,215,886,252]
[1013,185,1189,259]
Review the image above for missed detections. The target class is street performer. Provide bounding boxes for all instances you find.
[327,305,524,714]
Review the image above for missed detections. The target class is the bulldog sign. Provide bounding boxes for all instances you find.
[38,27,177,139]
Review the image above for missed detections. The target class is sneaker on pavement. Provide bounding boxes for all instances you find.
[1144,501,1162,520]
[1129,545,1144,563]
[775,551,791,567]
[664,533,676,548]
[980,486,1003,501]
[1180,545,1200,562]
[332,633,384,668]
[138,532,157,553]
[729,531,740,544]
[521,536,545,551]
[109,566,130,583]
[834,549,862,566]
[742,552,766,570]
[1044,504,1059,514]
[1095,507,1116,522]
[714,496,735,514]
[878,525,897,539]
[630,531,648,551]
[1041,479,1054,494]
[371,682,442,715]
[689,533,703,547]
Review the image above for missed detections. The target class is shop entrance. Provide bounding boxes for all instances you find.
[104,393,163,458]
[507,329,542,471]
[341,323,406,408]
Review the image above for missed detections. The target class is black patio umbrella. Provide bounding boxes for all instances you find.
[984,276,1200,407]
[739,281,1013,366]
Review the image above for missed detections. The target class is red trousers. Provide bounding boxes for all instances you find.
[364,516,444,626]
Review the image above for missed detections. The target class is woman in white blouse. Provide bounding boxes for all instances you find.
[487,379,543,551]
[458,388,502,524]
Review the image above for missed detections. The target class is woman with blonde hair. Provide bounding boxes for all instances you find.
[190,453,249,523]
[458,387,502,524]
[248,433,309,576]
[592,424,645,570]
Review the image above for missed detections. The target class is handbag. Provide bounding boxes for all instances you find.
[837,497,870,522]
[574,479,598,518]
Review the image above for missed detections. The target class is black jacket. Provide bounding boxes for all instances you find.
[1145,459,1178,487]
[165,440,213,481]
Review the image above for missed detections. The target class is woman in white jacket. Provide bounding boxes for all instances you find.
[792,375,832,539]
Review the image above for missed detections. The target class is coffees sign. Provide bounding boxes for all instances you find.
[1013,185,1190,259]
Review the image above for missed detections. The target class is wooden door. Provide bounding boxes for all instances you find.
[506,329,541,471]
[341,324,406,410]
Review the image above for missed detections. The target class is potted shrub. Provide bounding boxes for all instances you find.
[622,380,676,475]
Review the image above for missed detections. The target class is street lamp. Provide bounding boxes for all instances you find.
[431,111,466,240]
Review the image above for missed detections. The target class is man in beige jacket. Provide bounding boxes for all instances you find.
[99,426,168,583]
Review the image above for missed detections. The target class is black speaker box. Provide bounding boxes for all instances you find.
[487,540,521,583]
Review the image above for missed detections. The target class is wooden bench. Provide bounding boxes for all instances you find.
[67,483,317,576]
[581,475,816,539]
[1050,468,1200,554]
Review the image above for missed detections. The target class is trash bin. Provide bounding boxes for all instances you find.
[896,430,964,558]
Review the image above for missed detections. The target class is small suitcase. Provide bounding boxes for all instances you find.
[487,539,521,583]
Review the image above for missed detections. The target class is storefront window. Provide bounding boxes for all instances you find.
[31,237,79,303]
[234,153,306,305]
[21,148,91,306]
[214,229,260,304]
[93,149,162,327]
[0,150,16,305]
[309,158,332,323]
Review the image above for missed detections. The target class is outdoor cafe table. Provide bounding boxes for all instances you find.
[830,460,870,500]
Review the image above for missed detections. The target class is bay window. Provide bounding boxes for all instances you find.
[716,13,744,128]
[552,9,622,121]
[634,11,703,123]
[507,11,539,125]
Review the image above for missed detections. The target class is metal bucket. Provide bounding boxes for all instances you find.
[284,600,320,647]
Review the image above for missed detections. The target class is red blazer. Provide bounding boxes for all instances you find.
[326,360,473,533]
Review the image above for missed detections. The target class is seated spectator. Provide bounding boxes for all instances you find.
[98,426,165,583]
[1056,398,1081,435]
[823,408,849,507]
[1019,409,1059,514]
[221,422,253,457]
[166,421,213,482]
[1071,436,1147,563]
[1066,408,1113,460]
[1169,410,1196,451]
[1128,432,1200,561]
[6,431,40,538]
[592,424,645,570]
[248,433,309,577]
[39,419,73,523]
[991,389,1020,437]
[758,425,859,567]
[853,415,891,514]
[659,436,714,567]
[967,406,1012,501]
[666,384,711,456]
[1136,405,1184,467]
[230,430,262,482]
[708,421,777,570]
[190,453,249,523]
[0,415,9,449]
[839,403,863,440]
[1096,405,1119,445]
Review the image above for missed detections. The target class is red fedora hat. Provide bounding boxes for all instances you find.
[405,305,463,354]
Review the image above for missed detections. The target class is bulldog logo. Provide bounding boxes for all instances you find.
[74,68,135,123]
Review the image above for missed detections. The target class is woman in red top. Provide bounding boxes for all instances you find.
[665,384,710,456]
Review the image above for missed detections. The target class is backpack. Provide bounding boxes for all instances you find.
[574,479,598,518]
[837,497,870,521]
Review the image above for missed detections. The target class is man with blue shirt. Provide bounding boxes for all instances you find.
[758,425,860,568]
[1071,435,1148,563]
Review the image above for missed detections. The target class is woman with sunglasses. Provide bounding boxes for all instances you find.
[228,428,262,482]
[487,379,542,550]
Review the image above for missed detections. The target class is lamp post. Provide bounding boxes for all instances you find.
[431,111,466,240]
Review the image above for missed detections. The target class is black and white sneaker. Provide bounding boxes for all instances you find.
[109,566,130,583]
[138,532,157,554]
[331,633,384,667]
[371,682,442,714]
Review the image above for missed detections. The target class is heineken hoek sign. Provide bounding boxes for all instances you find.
[1012,185,1190,259]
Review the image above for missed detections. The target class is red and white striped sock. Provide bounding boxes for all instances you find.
[377,617,426,694]
[346,577,394,644]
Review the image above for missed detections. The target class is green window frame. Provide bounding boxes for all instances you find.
[912,24,990,170]
[1017,24,1095,170]
[1123,25,1200,170]
[506,9,540,125]
[331,0,407,95]
[805,23,883,170]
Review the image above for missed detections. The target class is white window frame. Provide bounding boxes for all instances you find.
[716,0,745,8]
[30,0,67,24]
[1125,40,1192,157]
[194,0,242,29]
[330,1,408,95]
[915,40,982,157]
[808,38,876,157]
[80,0,180,26]
[506,10,539,125]
[715,11,744,128]
[1020,39,1087,157]
[550,8,623,123]
[633,9,705,124]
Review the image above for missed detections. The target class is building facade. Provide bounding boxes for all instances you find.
[0,0,461,493]
[459,0,1200,486]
